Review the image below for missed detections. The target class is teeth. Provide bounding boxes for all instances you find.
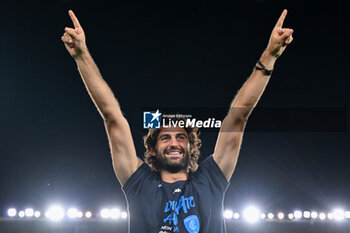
[168,152,181,155]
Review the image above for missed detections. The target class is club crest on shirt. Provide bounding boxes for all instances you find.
[184,215,200,233]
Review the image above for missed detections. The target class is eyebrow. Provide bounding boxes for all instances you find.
[176,133,188,138]
[158,133,188,139]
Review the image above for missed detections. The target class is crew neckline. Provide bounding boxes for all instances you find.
[161,179,187,185]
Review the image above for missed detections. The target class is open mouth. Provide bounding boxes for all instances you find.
[165,150,183,158]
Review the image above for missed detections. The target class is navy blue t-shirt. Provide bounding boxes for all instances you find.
[122,155,230,233]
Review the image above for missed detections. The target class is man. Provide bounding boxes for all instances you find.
[61,9,293,233]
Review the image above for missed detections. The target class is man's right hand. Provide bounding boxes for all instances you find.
[61,10,87,59]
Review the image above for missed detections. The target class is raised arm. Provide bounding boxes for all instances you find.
[61,10,143,186]
[213,9,294,181]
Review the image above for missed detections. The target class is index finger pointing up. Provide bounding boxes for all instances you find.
[68,10,81,28]
[275,9,287,28]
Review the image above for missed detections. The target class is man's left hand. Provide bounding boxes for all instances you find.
[266,9,294,58]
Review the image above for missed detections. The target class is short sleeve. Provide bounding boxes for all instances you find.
[192,155,230,194]
[122,162,154,198]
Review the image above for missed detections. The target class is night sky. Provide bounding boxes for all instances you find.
[0,0,348,215]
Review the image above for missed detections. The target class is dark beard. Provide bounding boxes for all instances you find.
[155,149,191,173]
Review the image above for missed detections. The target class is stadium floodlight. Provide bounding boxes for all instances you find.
[7,208,17,217]
[267,213,274,219]
[260,213,266,219]
[34,211,41,218]
[67,208,79,218]
[85,211,92,218]
[121,211,128,219]
[345,211,350,219]
[223,210,233,219]
[303,211,311,219]
[277,212,284,220]
[46,205,65,221]
[243,206,260,223]
[25,208,34,217]
[327,212,334,220]
[333,209,345,221]
[100,208,110,219]
[311,211,318,219]
[18,211,25,218]
[110,208,121,219]
[233,212,240,219]
[319,212,326,220]
[288,213,294,220]
[294,210,302,219]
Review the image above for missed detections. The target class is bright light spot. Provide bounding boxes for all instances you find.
[345,211,350,219]
[319,213,326,220]
[25,208,34,217]
[18,211,25,218]
[34,211,41,218]
[260,213,266,219]
[288,213,294,219]
[110,208,120,219]
[77,211,83,218]
[311,211,318,219]
[67,208,78,218]
[7,208,16,217]
[224,210,233,219]
[85,211,92,218]
[233,213,240,219]
[267,213,274,219]
[100,209,110,219]
[294,210,302,219]
[121,211,128,219]
[46,205,64,221]
[243,206,260,223]
[277,212,284,220]
[327,213,334,220]
[303,211,311,219]
[333,209,345,221]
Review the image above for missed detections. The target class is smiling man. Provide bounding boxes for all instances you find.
[61,9,293,233]
[144,124,202,179]
[147,126,193,176]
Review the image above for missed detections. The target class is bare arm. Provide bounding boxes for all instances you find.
[213,9,294,181]
[61,10,142,186]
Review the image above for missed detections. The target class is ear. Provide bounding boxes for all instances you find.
[150,147,156,156]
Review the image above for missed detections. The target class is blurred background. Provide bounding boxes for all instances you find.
[0,0,348,232]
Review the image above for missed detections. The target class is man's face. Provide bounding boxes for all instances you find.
[152,127,191,173]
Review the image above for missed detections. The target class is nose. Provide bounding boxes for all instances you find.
[169,136,178,146]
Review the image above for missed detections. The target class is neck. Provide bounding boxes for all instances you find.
[160,169,188,183]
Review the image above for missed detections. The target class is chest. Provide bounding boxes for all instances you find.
[139,181,213,232]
